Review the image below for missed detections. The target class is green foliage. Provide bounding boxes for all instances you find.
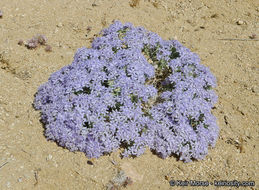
[74,86,91,95]
[117,27,130,40]
[169,46,180,59]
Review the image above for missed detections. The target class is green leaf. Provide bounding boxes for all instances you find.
[112,47,119,53]
[158,59,167,69]
[130,94,138,103]
[83,121,94,128]
[203,85,212,90]
[112,87,121,96]
[74,86,91,95]
[169,46,180,59]
[117,27,129,40]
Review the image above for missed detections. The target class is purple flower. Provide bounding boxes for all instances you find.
[34,20,219,162]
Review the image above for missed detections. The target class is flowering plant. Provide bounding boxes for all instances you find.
[34,21,219,162]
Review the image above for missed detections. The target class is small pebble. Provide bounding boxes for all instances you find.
[87,160,94,165]
[17,177,23,182]
[210,13,219,18]
[249,34,257,39]
[237,20,244,25]
[86,26,92,33]
[46,154,53,161]
[18,40,24,46]
[251,86,259,94]
[45,45,52,52]
[57,22,63,28]
[0,10,3,18]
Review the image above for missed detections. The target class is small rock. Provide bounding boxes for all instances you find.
[251,86,259,94]
[86,26,92,33]
[249,34,257,39]
[46,154,52,161]
[236,20,244,25]
[210,13,219,18]
[18,40,24,46]
[87,160,94,165]
[0,10,3,18]
[45,45,52,52]
[17,177,23,182]
[57,22,63,28]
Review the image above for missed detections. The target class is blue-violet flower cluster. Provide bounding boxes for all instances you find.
[34,21,219,162]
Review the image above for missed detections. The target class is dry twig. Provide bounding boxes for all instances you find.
[0,162,8,169]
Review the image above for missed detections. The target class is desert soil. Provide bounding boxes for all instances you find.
[0,0,258,189]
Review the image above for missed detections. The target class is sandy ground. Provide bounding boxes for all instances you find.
[0,0,258,189]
